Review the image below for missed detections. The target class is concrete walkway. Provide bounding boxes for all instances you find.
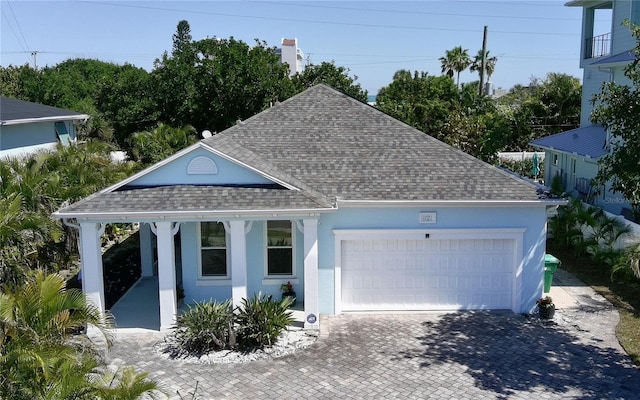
[104,269,640,399]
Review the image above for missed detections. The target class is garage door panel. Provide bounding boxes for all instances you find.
[341,238,514,311]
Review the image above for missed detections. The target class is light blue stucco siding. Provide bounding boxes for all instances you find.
[179,220,306,306]
[0,121,58,150]
[315,205,548,315]
[131,147,274,187]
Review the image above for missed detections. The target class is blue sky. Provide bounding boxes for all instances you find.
[1,1,608,94]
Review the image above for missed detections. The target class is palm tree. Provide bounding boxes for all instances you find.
[470,49,498,83]
[439,46,471,89]
[0,272,164,399]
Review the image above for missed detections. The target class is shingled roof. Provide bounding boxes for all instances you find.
[1,96,89,125]
[202,84,540,202]
[56,85,545,220]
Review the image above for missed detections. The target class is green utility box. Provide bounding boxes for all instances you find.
[544,254,561,293]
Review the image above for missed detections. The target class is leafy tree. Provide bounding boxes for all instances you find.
[152,21,292,136]
[291,61,368,102]
[439,46,471,89]
[591,21,640,215]
[0,64,39,99]
[95,64,158,146]
[128,123,198,164]
[376,70,458,138]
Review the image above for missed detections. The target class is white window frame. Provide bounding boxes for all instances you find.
[553,153,558,166]
[264,220,296,278]
[198,221,230,280]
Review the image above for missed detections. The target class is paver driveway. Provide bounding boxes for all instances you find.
[107,304,640,399]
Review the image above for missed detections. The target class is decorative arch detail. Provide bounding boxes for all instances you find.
[187,156,218,175]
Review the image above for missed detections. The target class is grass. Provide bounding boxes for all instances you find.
[549,242,640,366]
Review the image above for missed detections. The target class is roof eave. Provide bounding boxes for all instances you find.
[52,206,337,222]
[336,199,567,208]
[0,114,90,126]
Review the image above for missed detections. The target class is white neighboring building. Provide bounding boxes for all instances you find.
[276,38,304,76]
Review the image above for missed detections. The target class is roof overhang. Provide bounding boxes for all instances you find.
[336,199,567,208]
[1,114,91,126]
[53,207,336,222]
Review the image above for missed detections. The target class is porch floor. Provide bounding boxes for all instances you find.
[108,276,305,332]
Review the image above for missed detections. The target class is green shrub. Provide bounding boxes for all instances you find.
[172,299,235,355]
[611,244,640,282]
[235,293,295,350]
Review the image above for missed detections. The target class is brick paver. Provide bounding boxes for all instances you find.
[106,271,640,399]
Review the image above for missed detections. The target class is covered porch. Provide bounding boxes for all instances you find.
[109,275,306,331]
[75,216,321,332]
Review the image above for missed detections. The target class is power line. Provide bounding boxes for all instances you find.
[5,0,30,52]
[0,5,31,65]
[253,1,584,22]
[76,1,579,37]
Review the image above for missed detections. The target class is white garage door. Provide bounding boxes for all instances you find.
[341,238,515,311]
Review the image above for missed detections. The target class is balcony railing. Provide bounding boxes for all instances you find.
[585,32,611,59]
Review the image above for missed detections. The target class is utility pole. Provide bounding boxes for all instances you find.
[30,51,38,70]
[479,26,488,97]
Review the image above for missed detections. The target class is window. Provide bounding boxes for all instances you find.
[266,220,293,276]
[55,122,70,145]
[571,158,577,175]
[553,154,558,166]
[200,222,227,277]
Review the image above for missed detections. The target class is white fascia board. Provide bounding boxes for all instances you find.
[336,199,568,208]
[100,141,300,194]
[99,142,206,193]
[199,142,299,191]
[1,114,91,125]
[52,207,336,222]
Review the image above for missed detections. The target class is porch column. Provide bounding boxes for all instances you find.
[79,222,106,329]
[139,223,154,277]
[303,219,320,329]
[229,220,248,308]
[155,221,178,331]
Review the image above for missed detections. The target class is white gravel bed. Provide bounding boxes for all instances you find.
[153,328,318,364]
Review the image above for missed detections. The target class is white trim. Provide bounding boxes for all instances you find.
[97,141,301,194]
[336,200,564,208]
[333,228,526,314]
[264,220,296,278]
[1,114,90,126]
[53,208,332,220]
[197,221,231,280]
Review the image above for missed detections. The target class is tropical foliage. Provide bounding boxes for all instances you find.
[0,272,163,399]
[168,294,294,356]
[0,142,139,287]
[439,46,471,89]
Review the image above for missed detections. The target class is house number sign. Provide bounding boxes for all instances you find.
[419,212,437,224]
[306,314,317,324]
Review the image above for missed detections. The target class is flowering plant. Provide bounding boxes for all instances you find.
[536,296,555,309]
[280,281,294,294]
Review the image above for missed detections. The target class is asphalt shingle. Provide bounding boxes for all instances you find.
[57,85,544,218]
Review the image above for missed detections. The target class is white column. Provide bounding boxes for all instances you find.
[303,219,320,330]
[229,220,247,308]
[139,223,154,277]
[155,221,177,331]
[79,222,106,327]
